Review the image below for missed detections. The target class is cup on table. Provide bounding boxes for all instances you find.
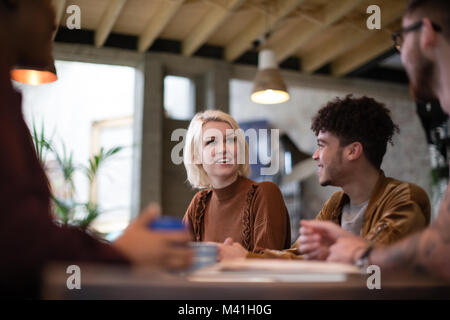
[148,216,191,261]
[189,242,218,271]
[147,218,218,271]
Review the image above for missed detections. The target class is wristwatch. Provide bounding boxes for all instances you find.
[355,242,374,271]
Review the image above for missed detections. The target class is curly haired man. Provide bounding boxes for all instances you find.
[313,0,450,280]
[219,95,431,261]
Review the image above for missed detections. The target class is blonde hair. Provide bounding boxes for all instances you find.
[184,110,250,188]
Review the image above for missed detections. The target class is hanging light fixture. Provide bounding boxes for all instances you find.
[250,1,289,105]
[251,49,290,104]
[11,2,58,87]
[11,58,58,86]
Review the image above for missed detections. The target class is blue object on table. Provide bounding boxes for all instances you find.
[148,216,185,230]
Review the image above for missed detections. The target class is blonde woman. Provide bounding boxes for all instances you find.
[182,110,291,253]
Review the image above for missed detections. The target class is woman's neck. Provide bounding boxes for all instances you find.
[210,173,239,189]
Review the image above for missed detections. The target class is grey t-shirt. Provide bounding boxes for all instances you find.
[341,201,369,236]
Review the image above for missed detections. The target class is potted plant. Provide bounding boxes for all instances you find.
[31,122,123,235]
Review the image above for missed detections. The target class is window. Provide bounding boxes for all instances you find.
[164,75,195,120]
[16,60,135,236]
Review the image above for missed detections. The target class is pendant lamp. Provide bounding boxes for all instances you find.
[251,49,289,104]
[11,56,58,85]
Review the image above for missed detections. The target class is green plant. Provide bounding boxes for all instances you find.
[31,123,124,230]
[31,119,54,165]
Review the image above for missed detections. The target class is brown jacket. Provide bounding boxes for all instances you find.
[248,171,430,259]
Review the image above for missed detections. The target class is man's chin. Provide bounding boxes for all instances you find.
[319,180,332,187]
[409,82,438,104]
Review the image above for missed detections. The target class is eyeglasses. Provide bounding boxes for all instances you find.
[392,20,442,52]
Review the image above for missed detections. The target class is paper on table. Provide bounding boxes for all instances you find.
[188,259,361,283]
[215,259,361,274]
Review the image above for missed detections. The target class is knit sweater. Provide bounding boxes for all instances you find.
[183,176,291,253]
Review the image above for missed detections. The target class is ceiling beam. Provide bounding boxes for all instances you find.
[331,20,402,76]
[302,23,366,72]
[138,0,185,53]
[94,0,127,48]
[182,0,244,56]
[301,0,406,73]
[274,0,364,62]
[52,0,66,39]
[224,0,304,62]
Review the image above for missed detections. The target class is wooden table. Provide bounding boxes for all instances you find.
[41,262,450,300]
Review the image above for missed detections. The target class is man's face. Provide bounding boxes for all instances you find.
[400,14,437,103]
[312,131,345,187]
[13,0,56,68]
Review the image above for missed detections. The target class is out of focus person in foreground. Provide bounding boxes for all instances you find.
[0,0,191,299]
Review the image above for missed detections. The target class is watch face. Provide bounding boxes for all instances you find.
[356,258,367,271]
[356,260,363,268]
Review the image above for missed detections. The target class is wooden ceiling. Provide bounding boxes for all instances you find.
[53,0,407,77]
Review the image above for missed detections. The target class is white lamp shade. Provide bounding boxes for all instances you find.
[251,49,289,104]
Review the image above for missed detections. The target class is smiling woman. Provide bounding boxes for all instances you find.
[182,110,291,253]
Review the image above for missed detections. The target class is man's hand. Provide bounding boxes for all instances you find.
[298,220,352,260]
[113,204,192,270]
[327,236,370,264]
[218,237,248,261]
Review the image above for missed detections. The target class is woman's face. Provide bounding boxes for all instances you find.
[200,121,239,185]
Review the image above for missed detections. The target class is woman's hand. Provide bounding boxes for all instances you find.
[218,237,248,261]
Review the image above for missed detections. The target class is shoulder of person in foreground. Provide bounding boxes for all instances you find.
[369,185,450,279]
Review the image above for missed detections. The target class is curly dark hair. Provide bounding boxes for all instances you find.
[311,95,400,169]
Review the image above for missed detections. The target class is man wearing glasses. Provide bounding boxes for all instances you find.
[302,0,450,279]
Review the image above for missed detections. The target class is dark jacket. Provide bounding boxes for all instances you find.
[0,64,128,299]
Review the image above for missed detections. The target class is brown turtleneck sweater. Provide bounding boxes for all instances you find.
[183,176,291,253]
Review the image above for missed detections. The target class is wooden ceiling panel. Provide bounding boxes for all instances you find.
[61,0,110,30]
[331,19,403,76]
[160,1,211,40]
[262,16,303,51]
[182,0,245,55]
[224,0,305,61]
[54,0,405,78]
[295,23,347,56]
[273,0,366,62]
[207,6,260,47]
[113,0,160,35]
